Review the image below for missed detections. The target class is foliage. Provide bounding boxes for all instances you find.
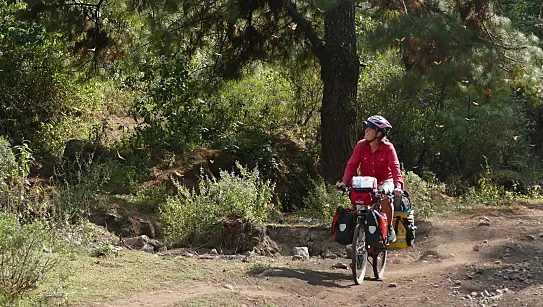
[89,243,119,258]
[200,64,321,211]
[456,176,516,209]
[160,163,275,246]
[1,0,543,219]
[301,179,350,222]
[129,55,202,154]
[204,65,297,144]
[0,213,60,302]
[0,3,74,155]
[0,138,18,183]
[356,2,543,186]
[0,141,37,218]
[403,171,447,220]
[495,0,543,38]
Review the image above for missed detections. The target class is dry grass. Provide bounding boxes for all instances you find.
[40,249,259,306]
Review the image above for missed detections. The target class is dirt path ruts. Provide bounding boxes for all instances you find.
[86,203,543,307]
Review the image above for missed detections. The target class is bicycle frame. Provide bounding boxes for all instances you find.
[339,185,390,284]
[352,192,389,249]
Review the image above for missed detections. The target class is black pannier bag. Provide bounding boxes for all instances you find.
[405,220,416,246]
[364,210,386,246]
[394,190,412,212]
[331,206,356,245]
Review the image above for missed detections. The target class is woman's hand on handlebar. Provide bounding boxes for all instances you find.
[336,181,348,192]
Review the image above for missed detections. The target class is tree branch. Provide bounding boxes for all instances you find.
[58,1,100,8]
[283,1,325,59]
[481,21,527,52]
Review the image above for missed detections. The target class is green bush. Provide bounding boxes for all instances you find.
[0,138,17,183]
[0,213,59,302]
[404,171,444,219]
[301,179,350,222]
[160,162,275,246]
[455,172,518,210]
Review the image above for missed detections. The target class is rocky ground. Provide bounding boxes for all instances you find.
[79,201,543,307]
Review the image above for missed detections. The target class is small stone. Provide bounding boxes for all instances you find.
[473,245,481,251]
[389,283,398,287]
[292,247,309,259]
[224,284,234,290]
[198,255,216,260]
[483,240,489,243]
[495,289,503,295]
[292,255,304,261]
[210,248,218,255]
[526,235,536,241]
[141,244,155,253]
[332,262,348,269]
[494,260,501,264]
[323,253,338,259]
[479,221,491,227]
[471,291,478,297]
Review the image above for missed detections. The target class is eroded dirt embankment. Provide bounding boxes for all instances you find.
[84,202,543,307]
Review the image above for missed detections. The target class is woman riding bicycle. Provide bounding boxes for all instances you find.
[338,115,403,243]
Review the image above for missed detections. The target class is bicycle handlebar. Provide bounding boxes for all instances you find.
[336,184,393,199]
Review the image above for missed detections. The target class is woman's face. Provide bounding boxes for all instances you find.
[364,127,378,141]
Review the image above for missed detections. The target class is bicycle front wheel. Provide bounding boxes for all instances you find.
[372,247,387,280]
[351,224,368,285]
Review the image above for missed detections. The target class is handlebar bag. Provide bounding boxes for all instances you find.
[351,176,377,191]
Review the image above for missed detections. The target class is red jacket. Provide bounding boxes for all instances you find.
[342,139,404,189]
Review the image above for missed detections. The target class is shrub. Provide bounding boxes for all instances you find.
[0,138,17,183]
[301,179,351,222]
[404,171,440,219]
[160,162,275,246]
[455,174,517,210]
[0,213,60,302]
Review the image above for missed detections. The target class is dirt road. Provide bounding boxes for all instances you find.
[89,202,543,307]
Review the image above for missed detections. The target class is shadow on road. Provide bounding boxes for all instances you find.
[256,267,384,288]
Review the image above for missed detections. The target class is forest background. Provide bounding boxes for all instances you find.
[1,0,543,304]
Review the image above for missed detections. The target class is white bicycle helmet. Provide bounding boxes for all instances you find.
[364,115,392,136]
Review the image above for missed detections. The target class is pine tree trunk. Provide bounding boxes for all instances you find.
[319,1,359,184]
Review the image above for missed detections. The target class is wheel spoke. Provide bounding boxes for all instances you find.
[351,224,368,285]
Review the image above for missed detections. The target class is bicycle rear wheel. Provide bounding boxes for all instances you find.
[371,247,387,280]
[351,224,368,285]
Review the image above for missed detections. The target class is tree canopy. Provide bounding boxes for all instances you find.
[1,0,543,207]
